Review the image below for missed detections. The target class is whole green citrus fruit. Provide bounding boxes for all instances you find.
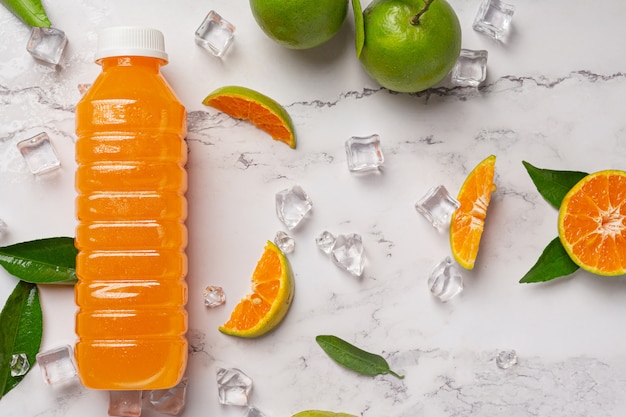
[249,0,349,49]
[358,0,462,93]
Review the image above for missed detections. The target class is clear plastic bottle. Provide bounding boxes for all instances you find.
[74,27,188,390]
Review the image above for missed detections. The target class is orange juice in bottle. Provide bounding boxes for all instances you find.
[75,27,188,390]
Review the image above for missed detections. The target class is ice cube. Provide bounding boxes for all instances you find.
[203,286,226,308]
[345,134,384,172]
[108,390,142,417]
[275,185,312,230]
[10,353,30,377]
[496,350,518,369]
[473,0,515,41]
[451,49,488,87]
[315,231,336,254]
[244,406,268,417]
[36,345,77,385]
[147,377,188,415]
[16,132,61,175]
[216,367,252,406]
[26,27,68,67]
[415,185,460,230]
[195,10,236,57]
[330,233,365,277]
[274,231,295,254]
[428,257,463,302]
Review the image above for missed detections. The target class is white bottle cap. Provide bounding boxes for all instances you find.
[95,26,168,61]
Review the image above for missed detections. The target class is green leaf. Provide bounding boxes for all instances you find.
[522,161,588,209]
[0,0,51,27]
[351,0,364,58]
[0,237,77,285]
[0,280,42,399]
[519,237,580,283]
[315,335,404,379]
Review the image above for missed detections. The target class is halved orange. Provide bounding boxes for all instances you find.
[219,241,294,338]
[558,170,626,276]
[202,85,296,148]
[450,155,496,270]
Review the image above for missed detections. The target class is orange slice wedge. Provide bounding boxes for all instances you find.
[219,241,294,338]
[558,170,626,276]
[202,85,296,148]
[450,155,496,269]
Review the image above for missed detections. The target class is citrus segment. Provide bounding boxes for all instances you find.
[450,155,496,270]
[202,86,296,148]
[558,170,626,276]
[219,241,294,338]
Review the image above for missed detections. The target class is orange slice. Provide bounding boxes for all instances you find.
[450,155,496,269]
[202,85,296,148]
[558,170,626,276]
[219,241,294,338]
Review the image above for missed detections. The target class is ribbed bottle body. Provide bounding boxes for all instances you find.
[75,56,188,390]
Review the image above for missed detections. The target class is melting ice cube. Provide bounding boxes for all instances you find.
[26,27,68,67]
[10,353,30,377]
[451,49,488,87]
[108,390,142,417]
[473,0,515,40]
[415,185,460,230]
[315,231,336,254]
[274,230,295,254]
[345,134,384,172]
[195,10,236,57]
[36,345,77,385]
[330,233,365,277]
[276,185,312,230]
[203,286,226,308]
[216,367,252,406]
[17,132,61,175]
[496,350,518,369]
[428,257,463,302]
[147,377,188,415]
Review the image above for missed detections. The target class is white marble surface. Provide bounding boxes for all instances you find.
[2,0,626,416]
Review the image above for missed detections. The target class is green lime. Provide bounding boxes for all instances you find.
[359,0,462,93]
[249,0,349,49]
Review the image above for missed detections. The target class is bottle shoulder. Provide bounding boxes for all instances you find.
[80,67,182,104]
[77,67,186,134]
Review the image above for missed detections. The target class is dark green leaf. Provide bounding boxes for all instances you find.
[351,0,364,58]
[522,161,588,209]
[0,281,42,399]
[0,237,77,285]
[0,0,51,27]
[519,237,580,283]
[316,335,404,379]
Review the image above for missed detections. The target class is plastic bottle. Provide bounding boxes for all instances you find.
[74,27,188,390]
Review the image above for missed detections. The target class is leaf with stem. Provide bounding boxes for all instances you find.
[316,335,404,379]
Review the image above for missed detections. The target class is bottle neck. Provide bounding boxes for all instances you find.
[99,56,166,72]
